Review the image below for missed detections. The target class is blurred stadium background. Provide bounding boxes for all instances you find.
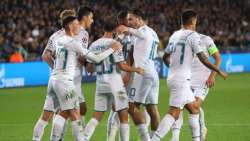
[0,0,250,141]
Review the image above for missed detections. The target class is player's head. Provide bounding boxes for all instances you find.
[59,9,76,26]
[103,17,118,33]
[127,9,146,28]
[62,16,80,35]
[77,6,94,29]
[117,10,129,26]
[181,9,197,30]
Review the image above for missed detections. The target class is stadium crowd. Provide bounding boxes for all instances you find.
[1,0,250,62]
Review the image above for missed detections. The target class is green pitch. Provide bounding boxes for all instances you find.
[0,73,250,141]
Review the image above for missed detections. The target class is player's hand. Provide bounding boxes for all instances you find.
[111,42,122,52]
[206,75,215,88]
[218,70,227,80]
[136,67,144,74]
[86,63,95,75]
[123,73,131,87]
[116,25,129,34]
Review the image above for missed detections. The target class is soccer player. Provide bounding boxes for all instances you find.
[116,9,160,141]
[32,10,75,141]
[106,10,151,141]
[170,34,221,141]
[82,17,144,141]
[49,16,121,141]
[73,6,94,128]
[151,10,227,141]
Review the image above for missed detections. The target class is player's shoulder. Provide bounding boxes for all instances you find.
[49,29,65,41]
[200,34,213,42]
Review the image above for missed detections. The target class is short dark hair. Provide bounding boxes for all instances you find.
[117,10,128,20]
[77,6,94,21]
[62,16,77,29]
[103,17,118,32]
[181,9,197,25]
[129,9,146,20]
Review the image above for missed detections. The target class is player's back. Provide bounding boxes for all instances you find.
[51,35,80,80]
[191,34,217,87]
[166,29,202,81]
[133,25,159,74]
[89,37,124,93]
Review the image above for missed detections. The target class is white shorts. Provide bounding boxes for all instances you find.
[129,72,159,105]
[167,80,195,109]
[50,78,79,111]
[191,86,209,101]
[95,74,128,112]
[74,75,85,103]
[43,79,58,112]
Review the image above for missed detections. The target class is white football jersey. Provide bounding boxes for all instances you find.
[133,25,159,75]
[44,29,65,53]
[117,34,134,60]
[51,35,90,80]
[191,34,219,87]
[165,29,203,81]
[89,37,124,93]
[74,27,89,77]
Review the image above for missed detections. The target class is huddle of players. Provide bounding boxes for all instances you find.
[32,5,227,141]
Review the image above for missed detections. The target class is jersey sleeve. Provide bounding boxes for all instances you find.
[206,37,219,55]
[113,49,125,63]
[164,37,173,54]
[188,32,203,54]
[75,41,114,63]
[44,38,56,52]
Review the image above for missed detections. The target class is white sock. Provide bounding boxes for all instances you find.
[107,111,120,141]
[32,119,48,141]
[143,109,151,128]
[81,116,85,128]
[120,123,129,141]
[136,124,151,141]
[171,111,183,141]
[50,115,66,141]
[199,108,206,129]
[150,130,155,138]
[83,118,99,140]
[72,120,84,141]
[189,114,201,141]
[151,114,175,141]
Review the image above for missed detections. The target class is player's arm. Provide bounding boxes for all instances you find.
[206,49,221,87]
[196,52,226,80]
[117,62,144,74]
[162,40,172,67]
[116,25,146,39]
[162,53,170,67]
[42,39,54,68]
[77,42,122,63]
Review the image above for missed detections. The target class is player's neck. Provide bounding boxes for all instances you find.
[103,32,113,38]
[79,21,86,30]
[65,30,75,37]
[182,25,195,31]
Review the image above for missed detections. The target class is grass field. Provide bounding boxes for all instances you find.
[0,73,250,141]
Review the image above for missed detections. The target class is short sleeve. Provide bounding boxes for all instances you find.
[113,49,124,63]
[45,38,55,52]
[205,37,219,55]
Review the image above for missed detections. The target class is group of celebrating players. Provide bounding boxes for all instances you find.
[32,5,227,141]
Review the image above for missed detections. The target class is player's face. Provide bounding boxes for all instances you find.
[118,15,129,26]
[85,12,94,29]
[127,13,139,28]
[70,19,80,35]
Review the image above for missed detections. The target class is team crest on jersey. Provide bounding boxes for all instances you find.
[65,90,76,100]
[82,37,88,43]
